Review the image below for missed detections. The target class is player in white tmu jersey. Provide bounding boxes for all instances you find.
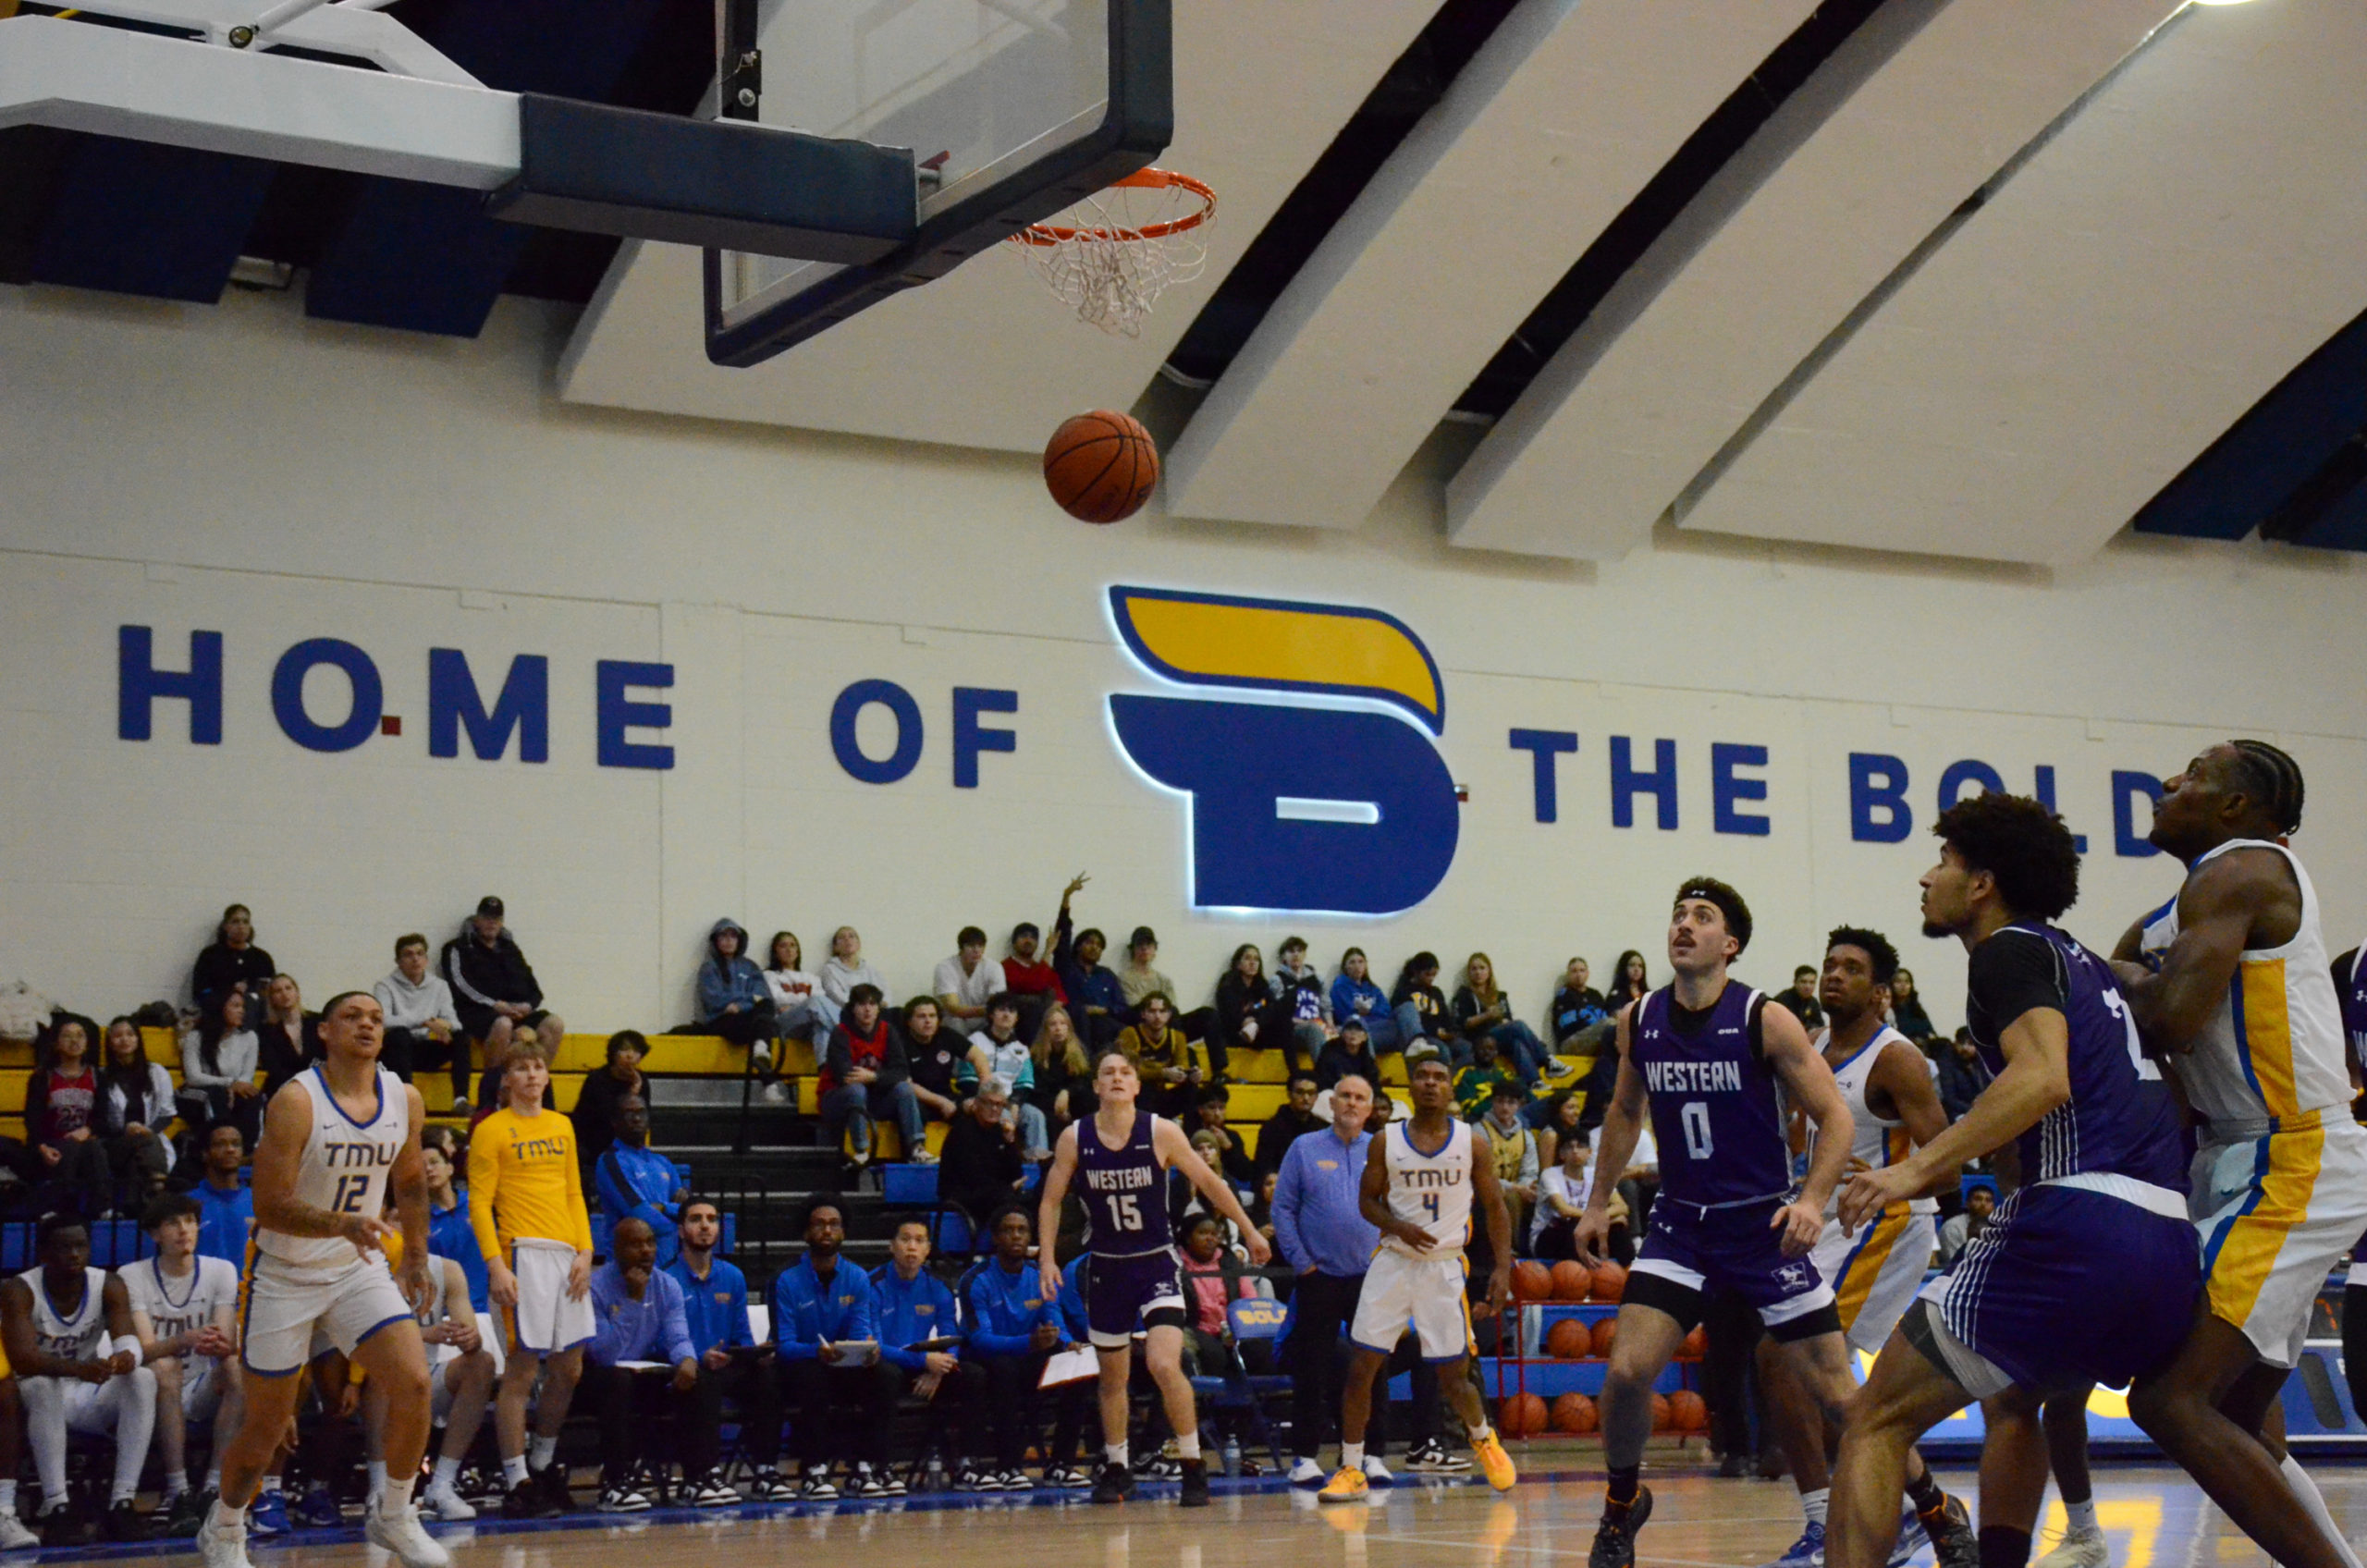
[199,990,450,1568]
[1758,929,1973,1568]
[123,1193,242,1532]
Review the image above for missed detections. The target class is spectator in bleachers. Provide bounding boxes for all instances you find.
[693,919,778,1054]
[939,1075,1027,1228]
[1192,1086,1255,1186]
[97,1017,178,1204]
[760,932,833,1056]
[1936,1027,1990,1122]
[821,985,927,1166]
[570,1030,647,1170]
[933,926,1004,1030]
[957,1207,1067,1490]
[1025,1004,1091,1140]
[1887,966,1935,1038]
[124,1193,239,1533]
[1177,1213,1262,1380]
[583,1217,713,1511]
[443,897,564,1105]
[1000,921,1067,1041]
[818,926,887,1011]
[1051,882,1127,1047]
[1272,1073,1389,1485]
[187,1122,251,1268]
[669,1200,791,1501]
[1770,965,1824,1030]
[901,999,963,1124]
[1390,953,1459,1062]
[1476,1081,1539,1248]
[374,934,463,1092]
[771,1200,892,1499]
[1253,1072,1326,1182]
[3,1212,156,1542]
[596,1096,685,1268]
[177,994,262,1150]
[27,1014,111,1216]
[1248,1170,1280,1254]
[370,1218,493,1524]
[963,995,1049,1158]
[419,1128,488,1317]
[1212,944,1284,1075]
[1315,1016,1381,1093]
[1271,937,1331,1068]
[1178,1129,1242,1243]
[1606,949,1650,1012]
[1938,1184,1993,1265]
[1549,957,1610,1047]
[1451,1033,1522,1120]
[255,974,321,1096]
[1532,1131,1627,1263]
[1449,953,1547,1082]
[1113,992,1207,1119]
[1534,1090,1586,1168]
[873,1219,969,1486]
[1116,926,1175,1013]
[1328,948,1402,1053]
[190,904,274,1015]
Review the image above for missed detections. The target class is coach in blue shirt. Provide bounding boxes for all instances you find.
[770,1201,892,1495]
[873,1219,973,1481]
[1272,1074,1397,1483]
[191,1125,254,1268]
[583,1219,701,1505]
[597,1096,686,1267]
[667,1199,791,1500]
[957,1207,1067,1484]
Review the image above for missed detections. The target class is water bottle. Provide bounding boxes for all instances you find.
[925,1453,948,1493]
[1220,1434,1241,1478]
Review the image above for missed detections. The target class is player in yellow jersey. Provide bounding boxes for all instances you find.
[468,1039,593,1519]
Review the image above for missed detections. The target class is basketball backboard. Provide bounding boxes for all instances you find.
[702,0,1171,365]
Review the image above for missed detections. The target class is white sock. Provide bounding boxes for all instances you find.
[1176,1433,1201,1461]
[111,1481,137,1506]
[432,1457,461,1490]
[1105,1442,1129,1468]
[376,1475,414,1514]
[0,1480,15,1512]
[262,1476,283,1497]
[2281,1453,2364,1568]
[502,1455,531,1489]
[1343,1443,1365,1470]
[528,1434,558,1472]
[2064,1497,2097,1536]
[205,1464,222,1491]
[165,1470,189,1501]
[1800,1488,1829,1526]
[215,1502,245,1527]
[1469,1423,1494,1444]
[366,1462,388,1498]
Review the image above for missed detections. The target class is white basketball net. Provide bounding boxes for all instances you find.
[1008,169,1216,337]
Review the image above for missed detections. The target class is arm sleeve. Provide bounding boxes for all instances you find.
[1270,1146,1306,1268]
[595,1151,631,1219]
[963,1275,1033,1356]
[848,1276,877,1342]
[435,980,461,1028]
[178,1034,224,1090]
[660,1277,694,1366]
[726,1272,753,1347]
[1967,931,2068,1041]
[695,962,730,1020]
[467,1133,502,1262]
[562,1136,594,1251]
[446,946,497,1011]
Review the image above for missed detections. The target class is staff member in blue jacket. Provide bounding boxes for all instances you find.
[958,1207,1068,1490]
[667,1199,792,1501]
[873,1218,968,1487]
[1273,1073,1395,1487]
[583,1219,704,1512]
[596,1097,686,1268]
[770,1200,891,1499]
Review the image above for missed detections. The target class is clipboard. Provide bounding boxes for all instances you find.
[905,1336,963,1354]
[1038,1344,1098,1388]
[826,1339,880,1367]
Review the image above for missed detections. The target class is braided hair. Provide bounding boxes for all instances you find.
[2227,739,2305,836]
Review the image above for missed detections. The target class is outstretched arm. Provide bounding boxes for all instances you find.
[2112,850,2297,1052]
[1154,1118,1270,1265]
[1843,1009,2067,1230]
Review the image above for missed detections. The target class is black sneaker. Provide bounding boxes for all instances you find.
[503,1481,559,1521]
[536,1464,579,1513]
[1919,1492,1979,1568]
[743,1472,797,1502]
[102,1501,152,1543]
[37,1504,94,1548]
[1588,1487,1654,1568]
[1178,1459,1209,1509]
[166,1489,215,1538]
[1089,1463,1134,1505]
[1715,1453,1748,1479]
[952,1464,992,1493]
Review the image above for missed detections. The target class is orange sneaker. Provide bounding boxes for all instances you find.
[1317,1467,1369,1505]
[1474,1431,1517,1492]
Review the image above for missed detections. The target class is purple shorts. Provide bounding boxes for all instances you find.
[1083,1249,1185,1348]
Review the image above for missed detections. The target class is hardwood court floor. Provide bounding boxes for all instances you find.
[206,1463,2364,1568]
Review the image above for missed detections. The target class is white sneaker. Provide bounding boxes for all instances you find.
[1364,1457,1393,1487]
[364,1501,453,1568]
[420,1483,477,1523]
[198,1505,252,1568]
[2032,1527,2110,1568]
[753,1044,775,1072]
[1288,1457,1324,1486]
[0,1513,37,1551]
[763,1082,790,1104]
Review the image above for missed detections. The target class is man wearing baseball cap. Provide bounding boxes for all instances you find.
[441,898,565,1109]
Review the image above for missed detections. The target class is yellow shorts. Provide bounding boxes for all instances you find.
[2194,1118,2367,1369]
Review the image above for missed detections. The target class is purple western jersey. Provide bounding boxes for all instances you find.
[1075,1110,1171,1257]
[2341,948,2367,1077]
[1629,983,1792,1207]
[1965,924,2186,1192]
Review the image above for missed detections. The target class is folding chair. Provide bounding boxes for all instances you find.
[1184,1297,1294,1473]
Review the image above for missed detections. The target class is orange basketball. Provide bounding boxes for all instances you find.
[1545,1319,1590,1360]
[1512,1260,1552,1302]
[1043,410,1159,522]
[1551,1391,1599,1434]
[1669,1391,1708,1432]
[1550,1260,1591,1302]
[1680,1325,1707,1359]
[1588,1261,1627,1303]
[1650,1393,1674,1432]
[1500,1392,1549,1438]
[1590,1317,1618,1358]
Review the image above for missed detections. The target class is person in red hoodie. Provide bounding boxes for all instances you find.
[819,986,926,1166]
[1000,920,1068,1043]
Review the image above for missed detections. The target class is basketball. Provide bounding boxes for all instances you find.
[1589,1261,1627,1303]
[1669,1391,1708,1432]
[1043,410,1159,522]
[1680,1325,1708,1359]
[1512,1260,1552,1301]
[1550,1260,1591,1301]
[1551,1392,1599,1434]
[1590,1317,1618,1358]
[1544,1318,1590,1359]
[1499,1392,1549,1438]
[1650,1393,1674,1432]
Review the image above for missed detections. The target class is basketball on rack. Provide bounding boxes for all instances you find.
[1512,1259,1552,1300]
[1499,1392,1549,1438]
[1650,1392,1674,1432]
[1669,1390,1708,1432]
[1044,410,1159,523]
[1589,1260,1628,1302]
[1549,1259,1590,1300]
[1590,1317,1619,1358]
[1544,1318,1590,1359]
[1551,1391,1599,1434]
[1680,1324,1708,1359]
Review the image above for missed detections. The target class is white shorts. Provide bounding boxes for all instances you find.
[1810,1209,1938,1354]
[1349,1247,1474,1363]
[32,1377,145,1437]
[242,1255,415,1377]
[2192,1119,2367,1369]
[505,1240,595,1356]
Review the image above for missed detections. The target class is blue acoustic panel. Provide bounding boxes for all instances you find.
[31,136,276,303]
[2132,307,2367,541]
